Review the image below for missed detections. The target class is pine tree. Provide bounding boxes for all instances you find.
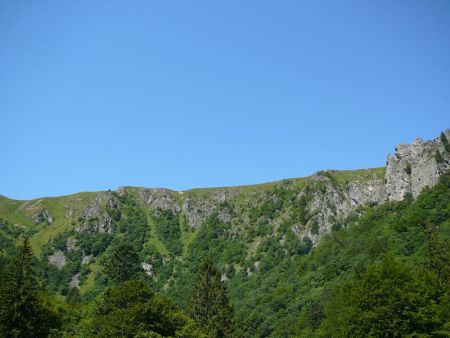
[103,244,141,283]
[0,236,43,337]
[67,287,81,306]
[0,236,62,337]
[189,259,234,338]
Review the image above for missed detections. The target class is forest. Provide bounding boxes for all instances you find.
[0,172,449,337]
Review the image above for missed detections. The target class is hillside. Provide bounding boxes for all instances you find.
[0,130,449,337]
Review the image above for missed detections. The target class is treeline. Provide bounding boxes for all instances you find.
[0,241,234,337]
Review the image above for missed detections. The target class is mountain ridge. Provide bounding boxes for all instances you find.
[1,131,449,253]
[0,130,449,337]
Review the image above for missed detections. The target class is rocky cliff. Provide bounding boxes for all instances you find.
[384,130,450,201]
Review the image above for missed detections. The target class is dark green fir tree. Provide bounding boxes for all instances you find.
[66,287,81,307]
[0,236,61,337]
[189,259,234,338]
[103,244,141,284]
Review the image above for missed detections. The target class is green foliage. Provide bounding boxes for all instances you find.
[285,231,313,256]
[114,193,150,248]
[103,244,141,284]
[77,232,113,256]
[37,234,84,295]
[152,208,183,256]
[441,132,450,153]
[0,169,449,337]
[405,162,412,175]
[317,257,444,337]
[82,280,204,337]
[67,287,81,306]
[316,171,339,187]
[248,188,289,224]
[0,236,63,337]
[0,218,21,271]
[435,150,444,163]
[189,259,234,338]
[293,173,450,337]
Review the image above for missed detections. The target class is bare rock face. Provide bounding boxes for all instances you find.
[76,213,113,234]
[136,188,181,212]
[82,254,93,265]
[347,180,384,207]
[211,190,239,203]
[384,130,450,201]
[135,188,236,228]
[182,197,216,229]
[221,272,229,282]
[306,175,352,242]
[32,208,54,225]
[218,207,232,223]
[69,273,80,288]
[142,262,154,277]
[75,192,118,233]
[290,128,450,242]
[66,238,78,252]
[48,250,66,269]
[64,196,83,219]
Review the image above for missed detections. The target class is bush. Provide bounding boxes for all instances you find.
[405,162,412,175]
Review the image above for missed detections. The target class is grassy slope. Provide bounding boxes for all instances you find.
[80,262,100,294]
[0,167,386,255]
[145,210,170,255]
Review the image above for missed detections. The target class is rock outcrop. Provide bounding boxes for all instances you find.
[142,262,154,277]
[384,130,450,201]
[75,192,118,233]
[136,188,181,212]
[69,273,80,288]
[82,254,93,265]
[66,238,78,251]
[291,130,450,241]
[48,250,66,269]
[32,208,54,225]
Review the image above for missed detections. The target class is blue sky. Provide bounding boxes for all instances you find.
[1,1,449,200]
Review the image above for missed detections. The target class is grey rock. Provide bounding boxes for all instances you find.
[48,250,66,269]
[66,238,78,252]
[76,192,118,233]
[384,130,450,201]
[182,197,215,229]
[142,262,154,277]
[82,254,93,265]
[32,208,54,225]
[136,188,181,212]
[347,180,384,207]
[221,272,229,282]
[288,130,450,243]
[69,273,80,289]
[64,196,83,219]
[217,207,231,223]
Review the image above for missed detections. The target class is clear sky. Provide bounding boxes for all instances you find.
[1,1,449,200]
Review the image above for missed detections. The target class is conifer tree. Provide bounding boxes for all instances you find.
[0,236,61,337]
[0,236,39,336]
[67,287,81,306]
[189,259,234,338]
[103,244,141,283]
